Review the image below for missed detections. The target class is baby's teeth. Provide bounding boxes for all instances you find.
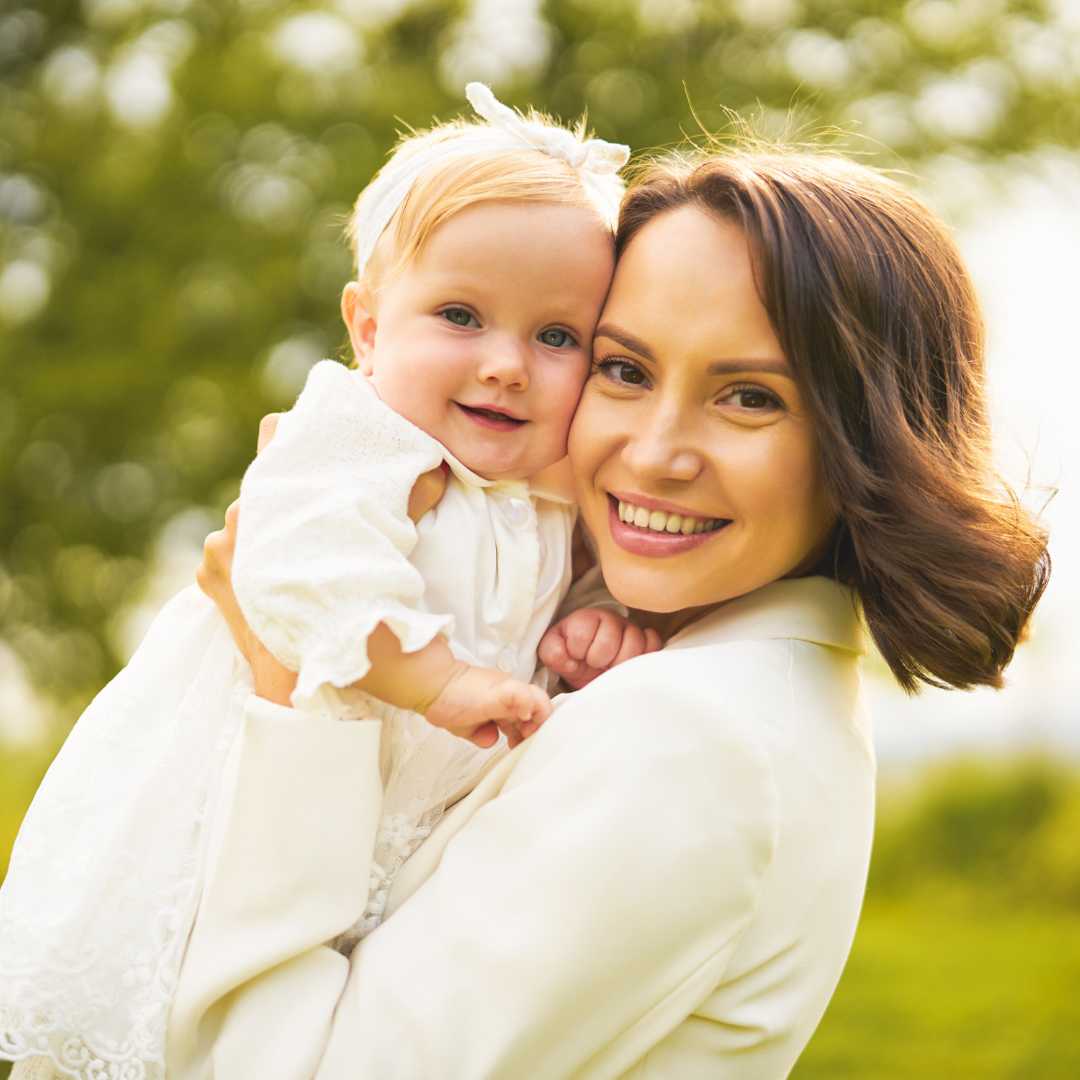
[665,514,682,533]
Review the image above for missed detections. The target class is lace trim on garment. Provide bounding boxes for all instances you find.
[0,788,203,1080]
[0,593,246,1080]
[332,701,501,955]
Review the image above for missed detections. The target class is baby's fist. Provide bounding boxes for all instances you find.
[538,608,662,690]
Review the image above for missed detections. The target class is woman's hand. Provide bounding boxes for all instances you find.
[197,490,301,707]
[195,412,449,706]
[196,414,297,705]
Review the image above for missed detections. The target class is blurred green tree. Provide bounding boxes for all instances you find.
[2,0,1079,712]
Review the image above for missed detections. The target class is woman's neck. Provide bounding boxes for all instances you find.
[632,603,722,643]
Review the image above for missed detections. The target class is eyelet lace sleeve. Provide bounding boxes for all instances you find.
[232,362,454,712]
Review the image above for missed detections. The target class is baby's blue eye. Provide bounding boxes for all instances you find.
[441,307,477,327]
[539,327,575,349]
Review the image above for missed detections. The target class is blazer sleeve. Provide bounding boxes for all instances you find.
[167,655,779,1079]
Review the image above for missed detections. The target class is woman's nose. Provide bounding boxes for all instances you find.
[621,407,703,483]
[476,336,530,391]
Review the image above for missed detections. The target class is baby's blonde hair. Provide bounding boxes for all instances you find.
[346,112,625,290]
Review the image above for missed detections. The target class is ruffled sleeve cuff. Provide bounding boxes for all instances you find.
[289,602,454,716]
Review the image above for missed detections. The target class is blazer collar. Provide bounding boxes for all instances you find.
[666,575,867,656]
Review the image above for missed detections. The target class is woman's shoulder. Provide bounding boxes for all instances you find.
[506,647,783,897]
[528,577,871,799]
[572,576,864,718]
[521,649,781,838]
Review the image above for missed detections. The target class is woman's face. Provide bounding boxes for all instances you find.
[569,205,836,616]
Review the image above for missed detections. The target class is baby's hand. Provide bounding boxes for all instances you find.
[538,608,662,691]
[425,664,551,750]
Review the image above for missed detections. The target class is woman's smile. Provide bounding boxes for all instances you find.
[606,492,731,557]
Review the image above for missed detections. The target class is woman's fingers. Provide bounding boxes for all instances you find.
[196,500,239,593]
[257,412,281,454]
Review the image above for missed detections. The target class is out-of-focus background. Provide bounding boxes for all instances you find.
[1,0,1078,1075]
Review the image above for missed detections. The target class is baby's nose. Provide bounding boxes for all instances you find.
[476,337,530,389]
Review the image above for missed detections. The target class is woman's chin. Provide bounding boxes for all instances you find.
[602,567,694,615]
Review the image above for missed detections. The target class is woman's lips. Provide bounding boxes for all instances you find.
[606,494,731,557]
[456,403,526,432]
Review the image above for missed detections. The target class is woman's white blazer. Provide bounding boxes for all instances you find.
[158,574,875,1079]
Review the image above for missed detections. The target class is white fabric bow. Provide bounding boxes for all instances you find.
[352,83,629,273]
[464,82,630,174]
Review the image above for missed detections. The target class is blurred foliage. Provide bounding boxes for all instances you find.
[794,757,1080,1075]
[2,0,1080,712]
[794,904,1080,1077]
[870,755,1080,908]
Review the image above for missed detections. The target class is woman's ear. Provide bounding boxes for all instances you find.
[341,281,378,375]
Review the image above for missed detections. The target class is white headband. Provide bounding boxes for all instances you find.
[351,82,631,275]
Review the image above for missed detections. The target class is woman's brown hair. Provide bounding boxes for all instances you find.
[617,150,1050,692]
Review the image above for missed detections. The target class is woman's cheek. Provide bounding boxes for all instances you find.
[567,385,606,472]
[768,430,834,566]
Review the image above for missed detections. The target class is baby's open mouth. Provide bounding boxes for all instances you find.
[457,403,527,428]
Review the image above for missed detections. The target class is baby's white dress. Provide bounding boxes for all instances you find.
[0,360,576,1080]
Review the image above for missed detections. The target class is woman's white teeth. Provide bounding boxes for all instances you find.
[617,500,721,534]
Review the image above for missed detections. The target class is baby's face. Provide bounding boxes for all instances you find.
[347,201,615,482]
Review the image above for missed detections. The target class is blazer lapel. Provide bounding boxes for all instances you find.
[381,576,863,924]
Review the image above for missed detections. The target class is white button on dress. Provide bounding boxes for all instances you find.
[503,497,532,528]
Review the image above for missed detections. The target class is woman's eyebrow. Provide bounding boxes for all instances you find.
[706,359,791,377]
[597,323,791,378]
[594,323,655,359]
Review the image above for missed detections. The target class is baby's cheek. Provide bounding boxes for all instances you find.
[539,368,585,428]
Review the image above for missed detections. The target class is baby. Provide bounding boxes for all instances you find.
[0,85,655,1080]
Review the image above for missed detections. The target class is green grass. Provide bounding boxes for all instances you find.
[794,902,1080,1078]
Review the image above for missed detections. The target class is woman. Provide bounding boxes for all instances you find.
[31,147,1045,1079]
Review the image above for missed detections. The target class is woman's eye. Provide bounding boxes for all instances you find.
[596,358,648,387]
[727,386,781,411]
[440,307,478,328]
[538,327,576,349]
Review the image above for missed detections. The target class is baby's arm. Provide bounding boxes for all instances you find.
[212,414,547,748]
[354,625,549,748]
[538,607,662,690]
